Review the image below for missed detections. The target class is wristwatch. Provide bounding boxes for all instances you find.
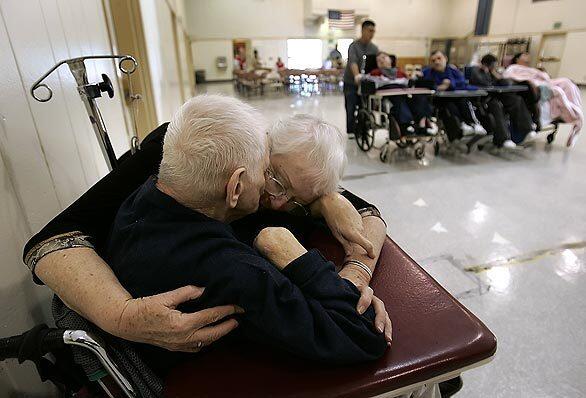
[358,206,386,227]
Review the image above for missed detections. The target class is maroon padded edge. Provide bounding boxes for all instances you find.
[164,236,496,398]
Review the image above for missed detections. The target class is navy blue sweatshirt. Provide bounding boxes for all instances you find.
[105,177,386,372]
[423,64,476,91]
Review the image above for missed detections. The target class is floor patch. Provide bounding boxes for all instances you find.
[464,241,586,273]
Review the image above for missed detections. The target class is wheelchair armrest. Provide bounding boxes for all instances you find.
[0,324,67,362]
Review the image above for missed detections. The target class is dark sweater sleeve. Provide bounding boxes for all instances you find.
[202,247,387,364]
[22,123,168,272]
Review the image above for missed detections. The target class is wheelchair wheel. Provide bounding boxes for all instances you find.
[414,144,425,160]
[355,109,375,152]
[380,144,389,162]
[396,139,409,149]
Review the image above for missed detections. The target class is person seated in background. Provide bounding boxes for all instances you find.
[253,49,263,69]
[371,52,437,136]
[505,52,583,145]
[275,57,285,70]
[470,54,536,147]
[234,46,247,71]
[423,50,487,142]
[370,52,407,80]
[510,52,530,67]
[105,95,387,373]
[23,94,392,376]
[504,52,542,131]
[328,44,344,69]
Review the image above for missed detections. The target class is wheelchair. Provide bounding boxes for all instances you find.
[461,66,561,150]
[354,79,443,162]
[0,296,154,397]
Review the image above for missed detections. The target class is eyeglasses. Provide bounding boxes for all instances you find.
[264,168,288,198]
[264,168,310,216]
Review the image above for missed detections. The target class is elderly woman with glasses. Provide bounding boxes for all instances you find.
[23,106,390,358]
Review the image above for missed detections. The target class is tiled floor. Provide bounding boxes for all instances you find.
[198,82,586,397]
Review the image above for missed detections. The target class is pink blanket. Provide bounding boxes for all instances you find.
[503,64,583,146]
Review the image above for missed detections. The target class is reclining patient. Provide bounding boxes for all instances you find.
[370,52,437,136]
[470,54,536,147]
[504,52,583,146]
[25,94,391,376]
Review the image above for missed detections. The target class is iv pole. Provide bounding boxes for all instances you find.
[30,55,139,171]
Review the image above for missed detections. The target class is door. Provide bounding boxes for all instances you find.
[107,0,158,138]
[537,33,566,78]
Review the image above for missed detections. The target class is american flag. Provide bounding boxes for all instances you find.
[328,9,355,30]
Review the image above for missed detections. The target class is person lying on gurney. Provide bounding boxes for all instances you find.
[370,51,438,136]
[504,52,583,146]
[423,50,487,142]
[470,54,537,148]
[23,95,392,376]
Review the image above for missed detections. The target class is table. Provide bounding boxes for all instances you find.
[434,89,488,98]
[482,85,528,94]
[373,88,435,98]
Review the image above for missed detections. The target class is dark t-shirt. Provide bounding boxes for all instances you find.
[105,177,386,373]
[343,40,379,86]
[469,67,495,87]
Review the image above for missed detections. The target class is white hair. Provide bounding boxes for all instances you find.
[268,114,347,196]
[159,94,266,205]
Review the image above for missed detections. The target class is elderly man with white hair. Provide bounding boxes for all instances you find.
[23,95,390,369]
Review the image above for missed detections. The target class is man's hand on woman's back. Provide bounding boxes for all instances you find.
[117,285,244,352]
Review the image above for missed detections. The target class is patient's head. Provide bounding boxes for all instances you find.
[430,50,447,72]
[511,52,530,66]
[159,94,268,221]
[262,115,347,212]
[481,53,498,71]
[376,52,392,69]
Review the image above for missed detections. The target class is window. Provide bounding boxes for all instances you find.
[336,38,354,61]
[287,39,323,69]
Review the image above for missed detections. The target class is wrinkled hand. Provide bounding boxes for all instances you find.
[116,285,243,352]
[353,284,393,345]
[318,193,375,258]
[254,227,307,270]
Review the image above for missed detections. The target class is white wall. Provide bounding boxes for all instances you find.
[185,0,305,39]
[368,0,447,39]
[0,0,129,394]
[487,0,586,81]
[184,0,460,80]
[558,31,586,84]
[192,40,234,81]
[443,0,478,38]
[490,0,586,35]
[140,0,184,123]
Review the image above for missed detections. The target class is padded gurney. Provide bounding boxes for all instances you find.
[165,229,497,398]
